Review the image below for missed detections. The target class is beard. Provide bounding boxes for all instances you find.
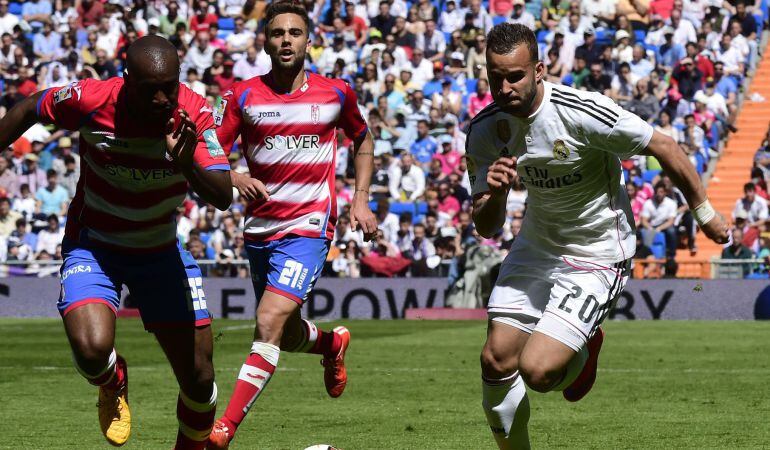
[270,52,305,72]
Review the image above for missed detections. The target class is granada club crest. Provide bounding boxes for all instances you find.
[311,104,320,124]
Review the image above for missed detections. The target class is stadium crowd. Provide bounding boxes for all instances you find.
[0,0,765,279]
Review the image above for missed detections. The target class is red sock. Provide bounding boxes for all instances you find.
[222,343,279,429]
[174,386,217,450]
[310,329,342,358]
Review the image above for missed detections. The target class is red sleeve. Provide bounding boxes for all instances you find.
[180,86,230,171]
[214,85,244,156]
[36,79,94,131]
[338,81,368,140]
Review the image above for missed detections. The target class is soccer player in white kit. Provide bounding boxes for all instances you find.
[471,24,730,449]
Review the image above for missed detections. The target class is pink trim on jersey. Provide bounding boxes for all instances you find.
[216,73,367,242]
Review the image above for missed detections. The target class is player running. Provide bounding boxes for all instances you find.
[208,2,376,448]
[0,36,232,448]
[470,24,729,449]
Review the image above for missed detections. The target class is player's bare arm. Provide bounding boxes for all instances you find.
[642,130,729,244]
[0,91,46,150]
[166,108,233,211]
[350,131,377,241]
[472,156,517,238]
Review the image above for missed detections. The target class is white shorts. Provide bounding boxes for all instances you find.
[488,256,630,352]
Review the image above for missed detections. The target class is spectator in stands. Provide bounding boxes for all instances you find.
[58,155,77,199]
[18,154,46,195]
[410,120,438,166]
[640,182,679,259]
[389,153,426,201]
[467,78,492,118]
[733,182,768,229]
[659,27,686,70]
[35,170,68,218]
[0,156,17,198]
[722,227,755,277]
[35,214,63,256]
[610,62,635,107]
[0,197,20,237]
[583,61,611,95]
[12,183,34,221]
[626,182,644,226]
[673,57,704,101]
[629,79,660,122]
[0,1,19,36]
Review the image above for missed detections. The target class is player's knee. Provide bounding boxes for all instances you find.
[480,345,519,379]
[518,360,561,393]
[70,333,113,371]
[256,310,285,345]
[182,362,215,402]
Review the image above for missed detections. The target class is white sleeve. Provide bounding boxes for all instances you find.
[582,93,654,159]
[466,126,496,197]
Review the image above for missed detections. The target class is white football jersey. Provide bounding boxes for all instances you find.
[467,81,654,263]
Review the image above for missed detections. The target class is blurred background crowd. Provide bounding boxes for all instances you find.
[0,0,767,282]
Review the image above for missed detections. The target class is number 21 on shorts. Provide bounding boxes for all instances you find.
[278,260,304,288]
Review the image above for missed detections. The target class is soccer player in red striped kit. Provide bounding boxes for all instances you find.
[0,36,232,448]
[208,2,377,448]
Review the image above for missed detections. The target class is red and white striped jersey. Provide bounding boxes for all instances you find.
[37,78,230,253]
[215,72,367,241]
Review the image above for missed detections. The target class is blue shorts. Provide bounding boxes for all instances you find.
[246,236,330,305]
[57,239,211,330]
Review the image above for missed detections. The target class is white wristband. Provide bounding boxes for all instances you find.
[693,199,716,226]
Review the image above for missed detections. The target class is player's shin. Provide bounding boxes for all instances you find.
[175,382,217,450]
[287,319,342,357]
[73,348,124,389]
[221,342,280,430]
[553,346,589,391]
[482,372,531,450]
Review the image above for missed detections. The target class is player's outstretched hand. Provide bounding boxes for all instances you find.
[350,193,377,242]
[701,212,730,244]
[166,109,197,169]
[487,157,518,197]
[232,171,270,201]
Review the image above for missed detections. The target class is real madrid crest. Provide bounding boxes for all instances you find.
[552,139,569,161]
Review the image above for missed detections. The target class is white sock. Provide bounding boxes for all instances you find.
[482,372,531,450]
[553,346,589,391]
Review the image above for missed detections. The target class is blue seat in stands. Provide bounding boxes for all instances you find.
[416,202,428,215]
[205,246,216,260]
[218,17,235,31]
[651,232,666,259]
[536,29,549,44]
[643,169,661,184]
[218,30,232,40]
[8,2,21,15]
[465,78,478,95]
[493,15,507,26]
[634,29,647,42]
[390,202,416,216]
[199,232,211,245]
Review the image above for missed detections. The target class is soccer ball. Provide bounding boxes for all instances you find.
[303,446,338,450]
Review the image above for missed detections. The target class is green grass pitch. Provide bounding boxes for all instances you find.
[0,318,768,449]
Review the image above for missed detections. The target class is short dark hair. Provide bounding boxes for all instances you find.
[745,182,756,192]
[46,169,57,178]
[654,181,667,191]
[265,1,311,36]
[487,23,538,61]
